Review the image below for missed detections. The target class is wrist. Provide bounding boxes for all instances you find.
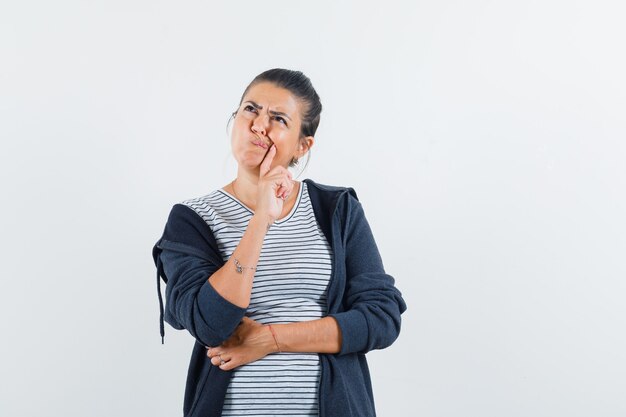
[250,212,274,231]
[265,324,282,353]
[250,213,273,232]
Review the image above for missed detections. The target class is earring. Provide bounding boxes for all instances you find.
[290,157,299,165]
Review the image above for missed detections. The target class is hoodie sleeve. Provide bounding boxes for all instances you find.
[152,203,247,347]
[328,193,408,356]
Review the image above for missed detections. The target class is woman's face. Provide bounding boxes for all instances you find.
[230,82,312,173]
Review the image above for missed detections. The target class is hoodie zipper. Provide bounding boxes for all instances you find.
[317,189,348,417]
[318,357,323,417]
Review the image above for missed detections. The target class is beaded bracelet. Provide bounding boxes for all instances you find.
[233,257,256,274]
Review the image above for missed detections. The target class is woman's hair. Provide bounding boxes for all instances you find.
[227,68,322,173]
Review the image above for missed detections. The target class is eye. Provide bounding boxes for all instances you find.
[274,116,287,125]
[244,105,257,113]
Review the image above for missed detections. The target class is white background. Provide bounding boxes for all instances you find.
[1,1,625,416]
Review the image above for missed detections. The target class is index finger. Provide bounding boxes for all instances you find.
[259,144,276,177]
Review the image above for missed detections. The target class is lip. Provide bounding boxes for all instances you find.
[251,138,269,149]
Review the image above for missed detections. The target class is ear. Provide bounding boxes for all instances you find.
[297,136,314,159]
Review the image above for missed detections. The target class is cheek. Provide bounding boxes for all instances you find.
[231,123,249,143]
[274,145,293,163]
[233,120,245,133]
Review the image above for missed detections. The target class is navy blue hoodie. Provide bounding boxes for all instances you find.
[152,178,407,417]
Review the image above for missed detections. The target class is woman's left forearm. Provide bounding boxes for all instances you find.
[268,317,342,354]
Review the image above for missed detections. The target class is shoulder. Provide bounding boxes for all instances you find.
[179,189,222,212]
[162,203,211,239]
[303,178,360,202]
[154,201,221,263]
[302,179,365,236]
[161,189,224,242]
[170,188,230,226]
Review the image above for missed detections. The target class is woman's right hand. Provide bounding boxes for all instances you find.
[256,144,294,224]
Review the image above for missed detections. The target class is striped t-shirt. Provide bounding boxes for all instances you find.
[181,181,332,417]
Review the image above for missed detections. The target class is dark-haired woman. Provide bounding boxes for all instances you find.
[152,68,407,417]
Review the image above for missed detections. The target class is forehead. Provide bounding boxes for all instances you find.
[243,82,301,116]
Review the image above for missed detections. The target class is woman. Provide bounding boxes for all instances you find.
[152,68,407,417]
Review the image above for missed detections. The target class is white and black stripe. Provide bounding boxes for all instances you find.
[181,181,331,417]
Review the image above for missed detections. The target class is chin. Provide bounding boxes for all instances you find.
[236,156,263,169]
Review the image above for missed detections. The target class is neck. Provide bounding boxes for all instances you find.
[232,166,298,210]
[233,167,261,208]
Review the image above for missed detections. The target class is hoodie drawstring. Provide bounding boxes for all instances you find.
[156,256,165,344]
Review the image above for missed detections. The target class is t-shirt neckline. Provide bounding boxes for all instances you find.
[218,181,304,225]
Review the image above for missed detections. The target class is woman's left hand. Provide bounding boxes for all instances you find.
[205,316,276,371]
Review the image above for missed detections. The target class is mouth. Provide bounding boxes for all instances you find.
[252,140,268,149]
[251,136,271,149]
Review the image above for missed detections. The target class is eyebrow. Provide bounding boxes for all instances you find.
[243,100,292,121]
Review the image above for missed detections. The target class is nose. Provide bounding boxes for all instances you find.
[251,113,270,137]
